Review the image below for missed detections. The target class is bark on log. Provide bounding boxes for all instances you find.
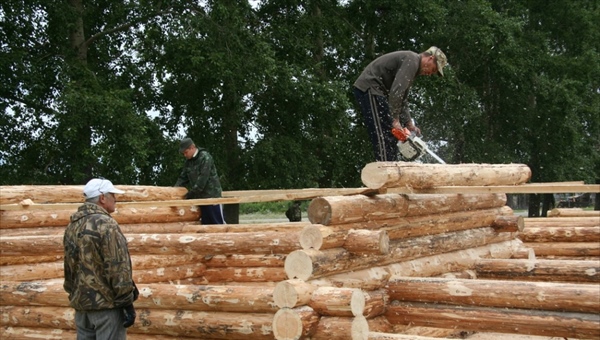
[549,208,600,217]
[519,226,600,242]
[361,162,531,189]
[491,215,523,232]
[308,287,365,317]
[344,229,390,255]
[273,279,316,309]
[310,207,513,250]
[308,193,506,225]
[474,259,600,283]
[311,315,369,340]
[525,242,600,257]
[362,289,388,319]
[0,206,200,229]
[0,185,187,204]
[1,230,302,256]
[387,276,599,313]
[384,302,600,339]
[366,316,393,333]
[272,306,320,340]
[285,227,515,280]
[523,217,600,227]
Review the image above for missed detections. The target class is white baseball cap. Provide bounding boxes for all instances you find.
[83,178,125,198]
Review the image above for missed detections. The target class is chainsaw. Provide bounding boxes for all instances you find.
[391,126,446,164]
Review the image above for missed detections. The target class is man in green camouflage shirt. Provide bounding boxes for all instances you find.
[63,178,138,339]
[175,137,225,224]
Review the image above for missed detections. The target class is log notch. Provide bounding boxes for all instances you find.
[548,208,600,217]
[387,276,600,313]
[519,226,600,242]
[272,306,320,340]
[273,279,316,309]
[0,185,187,204]
[285,227,514,281]
[474,259,600,283]
[360,162,531,189]
[308,193,507,225]
[385,302,600,339]
[343,229,389,255]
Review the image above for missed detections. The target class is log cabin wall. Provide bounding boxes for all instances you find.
[1,162,599,339]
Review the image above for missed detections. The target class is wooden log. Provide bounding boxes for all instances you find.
[0,261,64,281]
[0,230,302,256]
[549,208,600,217]
[385,302,600,339]
[272,306,320,340]
[344,229,389,255]
[309,315,369,340]
[366,316,393,333]
[519,226,600,242]
[299,224,324,250]
[491,215,523,232]
[369,332,458,340]
[525,242,600,257]
[387,276,599,313]
[523,216,599,227]
[131,254,208,269]
[0,185,187,204]
[1,326,77,339]
[0,254,63,266]
[360,162,531,189]
[0,205,200,229]
[308,287,365,317]
[193,222,312,233]
[309,267,391,291]
[133,263,207,283]
[285,227,515,280]
[0,222,208,236]
[203,254,286,268]
[273,279,316,309]
[310,207,513,250]
[362,289,388,319]
[474,259,600,283]
[308,193,506,225]
[200,266,287,283]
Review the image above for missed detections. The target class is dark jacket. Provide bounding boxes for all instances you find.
[175,148,222,199]
[353,51,420,125]
[63,203,135,311]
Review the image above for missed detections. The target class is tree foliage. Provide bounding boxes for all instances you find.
[1,0,598,193]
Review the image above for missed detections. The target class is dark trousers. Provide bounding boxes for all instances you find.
[201,204,225,224]
[353,87,398,161]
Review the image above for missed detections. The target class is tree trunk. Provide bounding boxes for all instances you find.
[385,302,600,339]
[361,162,531,189]
[474,259,600,283]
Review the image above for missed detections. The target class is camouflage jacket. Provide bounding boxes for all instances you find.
[175,148,222,198]
[63,202,135,311]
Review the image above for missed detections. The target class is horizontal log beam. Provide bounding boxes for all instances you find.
[548,208,600,217]
[474,259,600,283]
[525,242,600,257]
[519,226,600,242]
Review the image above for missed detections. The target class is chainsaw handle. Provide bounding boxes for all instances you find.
[391,127,411,142]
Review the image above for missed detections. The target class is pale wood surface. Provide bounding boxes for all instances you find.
[474,259,600,283]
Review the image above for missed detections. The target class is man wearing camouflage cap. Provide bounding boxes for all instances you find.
[63,178,138,339]
[353,46,447,162]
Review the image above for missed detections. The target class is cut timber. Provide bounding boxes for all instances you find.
[309,267,391,291]
[311,315,369,340]
[308,287,365,317]
[1,327,76,339]
[523,216,599,227]
[307,193,506,225]
[549,208,600,217]
[362,289,388,319]
[0,206,200,229]
[0,185,187,204]
[474,259,600,283]
[0,261,64,281]
[387,276,599,313]
[385,302,600,339]
[273,279,316,309]
[491,215,523,232]
[200,267,286,283]
[369,333,458,340]
[519,226,600,242]
[525,242,600,257]
[133,263,206,283]
[361,162,531,189]
[203,254,285,268]
[193,222,312,233]
[285,227,514,280]
[344,229,389,255]
[272,306,320,340]
[0,254,62,266]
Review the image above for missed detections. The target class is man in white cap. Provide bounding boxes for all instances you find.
[353,46,448,162]
[63,178,138,339]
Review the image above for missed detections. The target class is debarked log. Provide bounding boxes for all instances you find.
[0,205,200,229]
[474,259,600,283]
[273,280,316,309]
[311,315,369,340]
[519,226,600,242]
[285,227,515,280]
[308,287,365,317]
[523,217,600,228]
[200,266,287,283]
[548,208,600,218]
[384,302,600,339]
[369,332,459,340]
[0,254,63,266]
[0,185,187,204]
[1,326,77,339]
[524,242,600,257]
[387,276,599,313]
[272,306,320,340]
[361,162,531,190]
[307,193,507,225]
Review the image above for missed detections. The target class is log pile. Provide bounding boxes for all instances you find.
[1,162,599,339]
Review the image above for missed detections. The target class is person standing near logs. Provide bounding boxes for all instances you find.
[175,137,226,224]
[63,178,138,339]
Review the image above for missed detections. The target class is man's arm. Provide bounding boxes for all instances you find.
[102,220,135,307]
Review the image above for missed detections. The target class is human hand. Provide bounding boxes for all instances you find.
[406,124,422,137]
[123,304,136,328]
[184,191,195,199]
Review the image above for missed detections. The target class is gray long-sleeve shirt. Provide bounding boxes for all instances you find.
[353,51,421,126]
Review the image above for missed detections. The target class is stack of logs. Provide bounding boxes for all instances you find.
[1,162,599,339]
